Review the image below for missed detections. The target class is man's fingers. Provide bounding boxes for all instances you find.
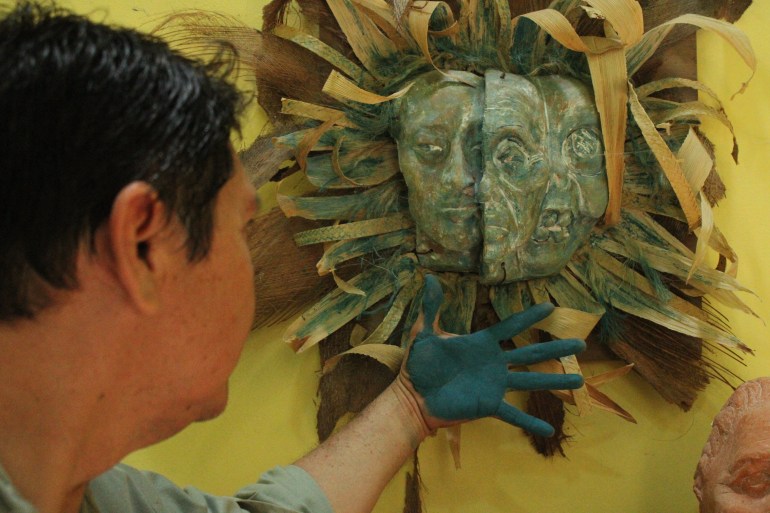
[506,371,584,391]
[474,302,555,342]
[495,402,555,438]
[419,274,444,335]
[504,338,586,366]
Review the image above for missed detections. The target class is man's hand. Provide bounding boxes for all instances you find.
[401,274,585,437]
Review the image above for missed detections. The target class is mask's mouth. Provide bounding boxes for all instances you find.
[531,209,573,244]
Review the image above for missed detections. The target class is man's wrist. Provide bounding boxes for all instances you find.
[389,375,437,443]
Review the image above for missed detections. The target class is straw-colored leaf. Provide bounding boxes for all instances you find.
[545,271,606,315]
[350,323,369,346]
[679,128,713,192]
[512,9,590,53]
[322,344,405,373]
[549,379,636,423]
[354,0,411,49]
[331,136,363,186]
[582,249,747,350]
[358,276,423,345]
[596,238,750,293]
[627,13,755,94]
[296,117,344,172]
[405,2,455,70]
[293,212,414,246]
[582,0,643,45]
[586,48,628,225]
[285,255,417,352]
[278,180,405,221]
[628,84,700,229]
[635,77,722,105]
[281,98,357,128]
[273,127,338,153]
[690,194,715,283]
[323,70,413,104]
[493,0,512,70]
[678,129,714,281]
[332,269,367,296]
[708,226,739,278]
[645,100,734,137]
[583,383,636,423]
[272,24,367,81]
[533,307,602,340]
[317,230,414,275]
[326,0,399,74]
[585,364,634,388]
[622,209,692,256]
[304,140,400,189]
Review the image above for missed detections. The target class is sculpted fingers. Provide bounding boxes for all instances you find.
[504,338,586,366]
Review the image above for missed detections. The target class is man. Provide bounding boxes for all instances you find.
[0,3,585,513]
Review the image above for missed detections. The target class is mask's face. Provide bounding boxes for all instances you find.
[478,72,607,283]
[395,71,484,272]
[394,71,607,282]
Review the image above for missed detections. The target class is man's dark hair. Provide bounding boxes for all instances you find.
[0,2,244,320]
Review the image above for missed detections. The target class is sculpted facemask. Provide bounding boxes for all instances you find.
[479,72,607,283]
[395,70,607,283]
[395,70,484,273]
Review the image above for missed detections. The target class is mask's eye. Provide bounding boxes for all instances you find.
[729,462,770,498]
[412,134,448,164]
[493,136,528,177]
[564,127,603,174]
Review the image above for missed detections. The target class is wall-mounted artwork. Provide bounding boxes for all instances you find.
[160,0,756,507]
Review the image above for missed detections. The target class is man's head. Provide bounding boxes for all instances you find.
[0,1,243,320]
[694,377,770,512]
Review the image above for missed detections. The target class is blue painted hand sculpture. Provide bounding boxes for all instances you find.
[405,275,585,437]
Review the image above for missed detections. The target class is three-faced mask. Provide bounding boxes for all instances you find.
[394,70,608,283]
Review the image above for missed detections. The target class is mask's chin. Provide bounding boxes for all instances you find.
[480,219,589,285]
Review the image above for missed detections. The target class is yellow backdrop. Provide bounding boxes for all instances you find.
[55,1,770,511]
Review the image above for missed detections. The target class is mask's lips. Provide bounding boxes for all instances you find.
[531,209,573,244]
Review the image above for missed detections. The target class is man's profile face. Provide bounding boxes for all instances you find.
[148,152,258,429]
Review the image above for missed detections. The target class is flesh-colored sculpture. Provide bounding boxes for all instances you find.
[395,70,607,283]
[694,377,770,512]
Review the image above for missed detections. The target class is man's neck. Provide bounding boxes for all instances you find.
[0,319,120,513]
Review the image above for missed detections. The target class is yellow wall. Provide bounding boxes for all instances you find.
[55,1,770,511]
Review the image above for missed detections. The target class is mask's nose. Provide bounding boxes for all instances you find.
[532,170,577,243]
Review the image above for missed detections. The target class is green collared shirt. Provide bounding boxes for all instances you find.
[0,463,333,513]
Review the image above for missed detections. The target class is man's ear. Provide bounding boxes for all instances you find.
[105,182,175,314]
